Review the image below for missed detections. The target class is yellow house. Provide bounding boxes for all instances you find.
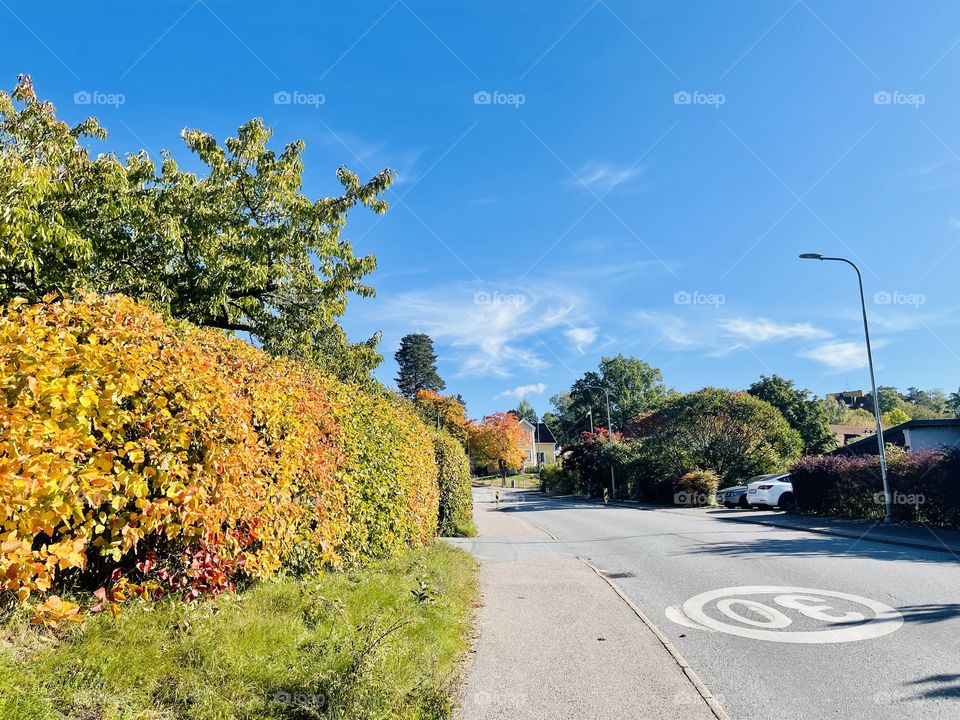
[518,419,558,470]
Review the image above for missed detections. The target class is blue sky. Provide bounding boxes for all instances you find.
[5,0,960,419]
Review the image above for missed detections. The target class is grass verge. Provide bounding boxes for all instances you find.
[471,473,540,489]
[1,542,477,720]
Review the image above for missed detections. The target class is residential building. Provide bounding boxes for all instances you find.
[835,419,960,456]
[827,390,868,411]
[518,419,558,469]
[829,424,875,447]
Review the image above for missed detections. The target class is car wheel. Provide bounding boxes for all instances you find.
[737,495,749,509]
[778,492,796,511]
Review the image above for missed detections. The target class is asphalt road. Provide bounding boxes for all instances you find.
[462,488,960,720]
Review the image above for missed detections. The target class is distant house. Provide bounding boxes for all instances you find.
[829,424,875,447]
[518,419,558,469]
[835,419,960,456]
[827,390,868,411]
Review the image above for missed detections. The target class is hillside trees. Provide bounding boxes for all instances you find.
[748,375,836,454]
[395,333,445,398]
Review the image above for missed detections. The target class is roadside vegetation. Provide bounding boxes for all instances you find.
[0,76,481,719]
[2,543,477,720]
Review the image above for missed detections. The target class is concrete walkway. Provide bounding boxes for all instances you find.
[452,488,723,720]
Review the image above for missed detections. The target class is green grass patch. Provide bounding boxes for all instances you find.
[0,542,478,720]
[472,473,540,489]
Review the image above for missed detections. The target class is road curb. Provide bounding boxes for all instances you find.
[715,514,960,557]
[578,557,730,720]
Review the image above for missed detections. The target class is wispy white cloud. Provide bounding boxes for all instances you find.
[379,281,584,377]
[567,162,644,194]
[798,340,888,371]
[495,382,546,400]
[566,327,597,353]
[719,317,830,343]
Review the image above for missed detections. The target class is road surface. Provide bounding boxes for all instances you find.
[456,488,960,720]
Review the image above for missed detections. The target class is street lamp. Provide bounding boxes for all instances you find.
[585,384,616,500]
[799,253,892,523]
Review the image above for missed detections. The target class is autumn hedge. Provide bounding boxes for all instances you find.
[0,294,439,610]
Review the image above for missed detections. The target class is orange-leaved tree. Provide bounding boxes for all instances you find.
[415,389,468,444]
[468,412,526,481]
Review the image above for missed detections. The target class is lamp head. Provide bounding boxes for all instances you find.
[799,253,824,260]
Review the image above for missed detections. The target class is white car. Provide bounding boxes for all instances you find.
[746,473,795,510]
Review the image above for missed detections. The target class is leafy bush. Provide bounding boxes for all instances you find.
[674,470,720,506]
[790,449,960,526]
[0,294,439,610]
[539,462,579,495]
[433,430,475,537]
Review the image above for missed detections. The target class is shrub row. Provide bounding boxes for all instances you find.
[0,294,448,606]
[433,429,476,537]
[790,449,960,526]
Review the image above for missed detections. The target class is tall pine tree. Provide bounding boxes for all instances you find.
[395,333,445,398]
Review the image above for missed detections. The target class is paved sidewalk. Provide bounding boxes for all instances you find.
[452,489,722,720]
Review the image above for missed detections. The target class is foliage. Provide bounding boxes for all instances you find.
[748,375,836,454]
[513,399,538,424]
[789,450,960,526]
[330,384,439,564]
[882,407,911,428]
[0,294,440,616]
[674,470,720,506]
[0,542,478,720]
[0,75,392,383]
[394,333,445,399]
[561,429,623,498]
[414,389,467,444]
[821,397,848,424]
[467,412,526,478]
[950,388,960,419]
[629,388,803,483]
[864,386,902,415]
[432,430,475,538]
[538,462,579,495]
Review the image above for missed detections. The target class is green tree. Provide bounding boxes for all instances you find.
[570,355,671,432]
[822,397,848,424]
[394,333,445,398]
[631,388,802,483]
[513,399,538,424]
[882,407,911,428]
[864,386,902,415]
[748,375,836,454]
[0,75,393,383]
[950,389,960,419]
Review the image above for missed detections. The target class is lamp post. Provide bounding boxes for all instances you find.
[586,408,594,433]
[799,253,892,524]
[585,384,616,500]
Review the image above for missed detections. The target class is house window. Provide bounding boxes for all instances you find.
[537,451,545,464]
[525,450,533,461]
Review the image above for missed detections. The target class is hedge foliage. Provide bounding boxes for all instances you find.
[790,450,960,525]
[0,294,440,606]
[433,429,475,537]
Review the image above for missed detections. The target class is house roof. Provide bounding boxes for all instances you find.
[534,422,557,444]
[833,418,960,455]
